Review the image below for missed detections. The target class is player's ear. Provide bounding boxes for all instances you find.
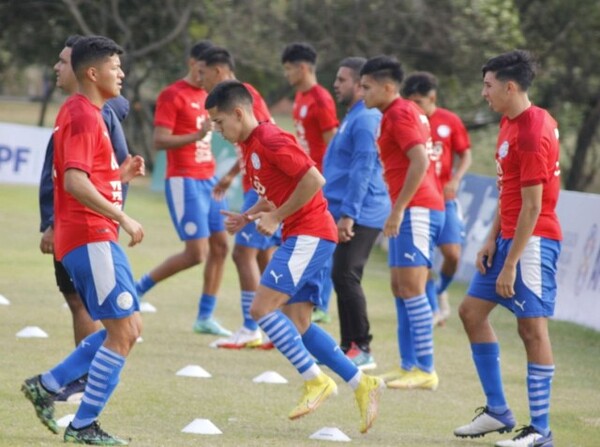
[234,106,244,121]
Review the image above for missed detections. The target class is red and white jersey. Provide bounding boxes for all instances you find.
[496,105,562,240]
[428,107,471,198]
[53,94,121,260]
[377,97,444,210]
[154,79,214,179]
[292,84,338,172]
[239,122,338,242]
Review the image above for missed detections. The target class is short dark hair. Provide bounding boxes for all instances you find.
[205,80,253,112]
[198,46,235,71]
[281,42,317,64]
[71,35,123,78]
[190,39,213,60]
[481,49,536,91]
[339,57,367,81]
[360,55,404,84]
[401,71,438,97]
[64,34,84,49]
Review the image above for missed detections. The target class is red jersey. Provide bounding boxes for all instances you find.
[496,105,562,240]
[428,107,471,198]
[53,94,121,260]
[377,97,444,210]
[240,122,338,243]
[292,84,338,172]
[154,79,214,179]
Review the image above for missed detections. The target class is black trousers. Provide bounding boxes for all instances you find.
[332,224,381,351]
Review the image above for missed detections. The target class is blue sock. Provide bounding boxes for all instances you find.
[472,343,508,413]
[437,272,453,295]
[241,291,258,330]
[404,294,434,372]
[302,323,358,382]
[394,298,416,371]
[136,273,156,298]
[72,346,125,429]
[41,330,107,392]
[197,293,216,320]
[257,311,319,379]
[426,279,438,313]
[528,363,554,436]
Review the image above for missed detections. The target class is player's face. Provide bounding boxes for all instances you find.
[54,47,77,94]
[360,75,387,110]
[482,71,508,114]
[408,92,435,116]
[208,107,243,143]
[197,61,220,92]
[282,62,303,87]
[95,54,124,100]
[334,67,359,106]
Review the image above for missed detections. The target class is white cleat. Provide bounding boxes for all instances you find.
[209,327,263,349]
[454,407,515,438]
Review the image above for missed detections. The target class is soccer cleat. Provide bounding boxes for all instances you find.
[438,291,451,323]
[378,366,413,384]
[21,375,59,434]
[494,425,552,447]
[454,406,516,438]
[354,374,385,433]
[64,421,129,445]
[346,343,377,371]
[209,326,263,349]
[193,317,232,336]
[288,373,337,420]
[54,376,87,403]
[311,308,331,324]
[387,368,439,390]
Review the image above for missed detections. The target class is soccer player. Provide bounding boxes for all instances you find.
[135,41,232,337]
[281,42,338,323]
[360,56,445,390]
[196,46,279,349]
[22,35,144,445]
[38,35,133,403]
[323,57,390,370]
[453,50,560,447]
[206,80,384,434]
[402,71,472,325]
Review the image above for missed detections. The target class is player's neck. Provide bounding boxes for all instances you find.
[79,84,107,109]
[240,116,260,142]
[296,75,317,93]
[183,73,201,88]
[379,93,400,112]
[505,95,531,119]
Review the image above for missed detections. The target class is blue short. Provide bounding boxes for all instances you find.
[260,236,336,307]
[62,241,139,320]
[388,207,445,268]
[235,189,281,250]
[467,236,561,318]
[437,199,465,246]
[165,176,227,240]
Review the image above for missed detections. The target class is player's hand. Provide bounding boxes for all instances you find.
[496,264,516,298]
[476,238,496,274]
[443,178,459,199]
[39,226,54,254]
[120,155,145,184]
[249,211,280,237]
[221,210,249,235]
[199,118,212,140]
[119,214,144,247]
[212,176,232,200]
[337,217,355,243]
[383,210,403,238]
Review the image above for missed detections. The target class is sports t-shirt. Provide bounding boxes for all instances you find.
[428,107,471,198]
[154,79,214,179]
[377,97,444,211]
[240,121,338,243]
[53,94,121,261]
[292,84,338,172]
[496,105,562,240]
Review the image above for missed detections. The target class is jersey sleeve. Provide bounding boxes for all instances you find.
[393,112,426,152]
[451,114,471,153]
[518,131,548,187]
[63,118,97,175]
[154,89,178,129]
[312,97,338,132]
[263,136,315,180]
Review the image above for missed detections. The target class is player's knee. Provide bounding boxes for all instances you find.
[184,245,208,265]
[210,236,229,261]
[517,321,546,345]
[232,245,251,267]
[458,300,480,329]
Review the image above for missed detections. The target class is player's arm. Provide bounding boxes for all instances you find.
[476,207,500,274]
[496,184,542,297]
[322,128,337,145]
[221,196,274,235]
[383,144,428,237]
[153,119,210,150]
[445,149,472,198]
[64,168,144,247]
[213,161,241,200]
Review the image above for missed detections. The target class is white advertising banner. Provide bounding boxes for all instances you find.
[0,122,51,185]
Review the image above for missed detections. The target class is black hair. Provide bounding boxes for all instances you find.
[339,57,367,81]
[190,39,213,60]
[198,46,235,71]
[281,42,317,64]
[205,80,253,112]
[360,55,404,84]
[401,71,438,97]
[481,49,536,91]
[71,35,123,78]
[64,34,84,48]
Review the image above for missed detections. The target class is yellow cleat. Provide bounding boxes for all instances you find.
[354,374,385,434]
[387,368,439,390]
[289,373,337,420]
[378,366,414,384]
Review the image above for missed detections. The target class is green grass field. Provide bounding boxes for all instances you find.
[1,182,599,447]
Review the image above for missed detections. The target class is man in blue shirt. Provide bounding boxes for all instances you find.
[323,57,391,370]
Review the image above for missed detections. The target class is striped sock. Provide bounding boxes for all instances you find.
[394,298,416,371]
[472,342,508,413]
[241,291,258,330]
[528,363,555,436]
[71,346,125,429]
[404,294,434,372]
[257,311,320,380]
[197,294,216,320]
